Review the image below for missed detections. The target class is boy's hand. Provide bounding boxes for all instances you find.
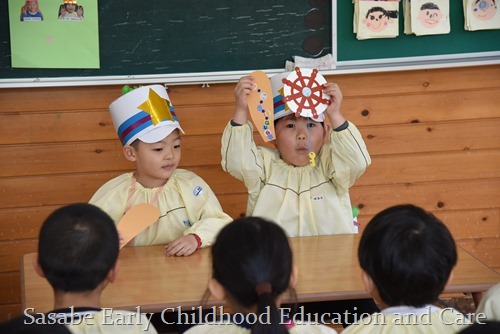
[165,235,198,256]
[323,82,346,128]
[233,76,255,125]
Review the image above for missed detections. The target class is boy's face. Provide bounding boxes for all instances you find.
[126,129,181,188]
[274,116,325,167]
[418,8,442,28]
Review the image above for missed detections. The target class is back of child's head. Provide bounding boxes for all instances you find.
[358,204,457,307]
[458,321,500,334]
[211,216,292,334]
[38,203,119,292]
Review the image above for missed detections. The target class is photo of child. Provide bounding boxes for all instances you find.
[58,0,84,21]
[20,0,43,21]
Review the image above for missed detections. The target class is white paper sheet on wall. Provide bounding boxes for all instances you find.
[464,0,500,31]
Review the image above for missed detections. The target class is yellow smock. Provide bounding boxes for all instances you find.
[221,121,370,237]
[89,169,232,247]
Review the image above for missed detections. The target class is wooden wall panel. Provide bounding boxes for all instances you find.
[350,179,500,215]
[344,89,500,126]
[0,64,499,320]
[0,206,61,242]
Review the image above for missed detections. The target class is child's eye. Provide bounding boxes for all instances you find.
[153,148,163,152]
[307,123,316,128]
[174,144,181,149]
[285,124,295,129]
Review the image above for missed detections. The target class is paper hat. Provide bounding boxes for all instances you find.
[270,72,325,122]
[64,0,77,4]
[109,85,184,146]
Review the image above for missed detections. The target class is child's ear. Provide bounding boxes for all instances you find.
[107,260,120,284]
[123,146,137,162]
[208,278,226,301]
[361,270,375,295]
[362,270,384,307]
[33,255,45,278]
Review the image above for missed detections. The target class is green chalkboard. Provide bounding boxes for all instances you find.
[1,0,499,86]
[336,1,500,66]
[0,0,331,83]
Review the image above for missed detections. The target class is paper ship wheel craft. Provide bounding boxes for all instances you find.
[282,67,329,119]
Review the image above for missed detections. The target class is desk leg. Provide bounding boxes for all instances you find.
[471,291,484,308]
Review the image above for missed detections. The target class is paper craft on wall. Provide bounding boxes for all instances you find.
[8,0,99,68]
[354,0,400,40]
[464,0,500,31]
[406,0,451,36]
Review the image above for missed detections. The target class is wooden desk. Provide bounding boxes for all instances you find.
[21,234,500,313]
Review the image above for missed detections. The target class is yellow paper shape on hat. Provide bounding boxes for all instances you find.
[248,71,276,142]
[138,88,174,125]
[117,204,160,249]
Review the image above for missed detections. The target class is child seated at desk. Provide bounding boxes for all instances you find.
[342,204,471,333]
[0,203,157,333]
[185,216,338,334]
[90,85,232,256]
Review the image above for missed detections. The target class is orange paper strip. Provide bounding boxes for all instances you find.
[248,70,275,142]
[117,204,160,249]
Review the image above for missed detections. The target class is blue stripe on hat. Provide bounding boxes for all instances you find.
[273,95,285,114]
[117,111,153,145]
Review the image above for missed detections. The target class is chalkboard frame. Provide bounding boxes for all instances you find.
[1,0,500,88]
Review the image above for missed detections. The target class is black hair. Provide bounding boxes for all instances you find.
[458,321,500,334]
[365,6,399,19]
[421,3,440,10]
[475,0,496,5]
[211,217,293,334]
[358,204,457,307]
[38,203,119,292]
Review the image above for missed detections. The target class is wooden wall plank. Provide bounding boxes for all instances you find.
[0,304,22,322]
[0,272,21,305]
[363,119,500,155]
[0,168,245,209]
[0,111,114,145]
[0,106,234,145]
[0,86,123,113]
[2,128,499,180]
[358,209,500,240]
[326,65,500,97]
[357,150,500,186]
[0,240,37,273]
[0,206,59,242]
[345,88,500,126]
[350,179,500,216]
